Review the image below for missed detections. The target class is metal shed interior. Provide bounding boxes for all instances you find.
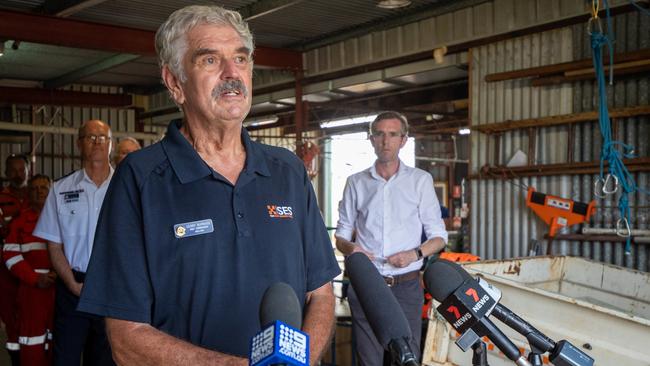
[0,0,649,269]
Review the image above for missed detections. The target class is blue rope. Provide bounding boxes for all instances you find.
[591,0,650,254]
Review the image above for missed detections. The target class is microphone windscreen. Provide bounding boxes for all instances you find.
[345,252,411,348]
[424,259,473,302]
[259,282,302,329]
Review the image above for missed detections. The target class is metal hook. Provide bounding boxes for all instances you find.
[594,174,618,198]
[593,177,607,198]
[603,174,618,194]
[616,218,631,238]
[587,16,603,35]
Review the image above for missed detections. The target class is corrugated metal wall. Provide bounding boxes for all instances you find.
[0,85,143,180]
[470,11,650,271]
[302,0,629,77]
[416,135,470,189]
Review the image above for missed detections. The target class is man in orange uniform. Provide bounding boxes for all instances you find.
[0,154,30,223]
[3,174,56,366]
[1,154,31,365]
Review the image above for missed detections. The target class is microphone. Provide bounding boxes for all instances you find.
[249,282,309,366]
[424,259,530,366]
[425,259,594,366]
[345,252,419,366]
[259,282,302,329]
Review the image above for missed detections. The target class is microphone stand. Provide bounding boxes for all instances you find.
[527,351,543,366]
[471,341,489,366]
[471,340,545,366]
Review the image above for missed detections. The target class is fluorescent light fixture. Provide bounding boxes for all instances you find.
[320,114,379,129]
[377,0,411,9]
[425,113,444,121]
[243,115,278,128]
[459,128,471,135]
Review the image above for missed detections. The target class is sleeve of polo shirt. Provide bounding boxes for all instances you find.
[334,177,356,241]
[302,169,341,292]
[420,174,448,243]
[33,184,62,244]
[78,163,152,323]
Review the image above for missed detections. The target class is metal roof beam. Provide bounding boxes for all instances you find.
[238,0,304,21]
[0,9,156,55]
[0,10,302,69]
[44,53,140,89]
[271,80,468,134]
[0,86,132,107]
[0,120,158,141]
[42,0,110,17]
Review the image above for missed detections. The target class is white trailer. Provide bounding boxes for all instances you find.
[422,256,650,366]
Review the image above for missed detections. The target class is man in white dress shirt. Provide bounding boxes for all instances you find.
[34,119,115,366]
[335,111,448,366]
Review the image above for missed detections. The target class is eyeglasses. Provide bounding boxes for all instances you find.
[370,131,404,139]
[80,135,110,144]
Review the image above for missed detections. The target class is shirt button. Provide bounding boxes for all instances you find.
[237,212,244,219]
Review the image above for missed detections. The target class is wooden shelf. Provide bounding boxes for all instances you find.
[484,48,650,82]
[469,157,650,179]
[473,105,650,134]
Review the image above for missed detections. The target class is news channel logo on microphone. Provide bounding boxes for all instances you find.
[250,320,309,366]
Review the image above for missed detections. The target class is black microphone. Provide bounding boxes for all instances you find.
[424,259,531,366]
[250,282,309,366]
[345,252,419,366]
[425,259,594,366]
[259,282,302,329]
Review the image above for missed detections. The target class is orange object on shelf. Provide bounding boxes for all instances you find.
[296,141,320,179]
[439,251,480,263]
[525,187,596,237]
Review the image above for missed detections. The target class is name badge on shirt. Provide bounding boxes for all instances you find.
[174,219,214,239]
[60,189,84,203]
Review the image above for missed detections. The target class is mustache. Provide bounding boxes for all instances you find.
[211,79,248,99]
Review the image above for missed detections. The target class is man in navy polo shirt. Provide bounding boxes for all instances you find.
[78,4,340,366]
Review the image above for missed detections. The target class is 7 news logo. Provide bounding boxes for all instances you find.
[267,205,293,219]
[438,281,495,333]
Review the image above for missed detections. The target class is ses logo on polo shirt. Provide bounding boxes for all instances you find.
[267,205,293,219]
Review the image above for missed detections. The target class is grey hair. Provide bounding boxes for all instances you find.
[369,111,409,136]
[118,136,141,148]
[155,5,255,83]
[78,119,112,138]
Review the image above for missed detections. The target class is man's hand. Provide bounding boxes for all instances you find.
[387,249,418,268]
[35,272,57,289]
[70,281,83,297]
[335,235,375,261]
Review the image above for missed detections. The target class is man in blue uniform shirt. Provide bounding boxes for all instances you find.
[34,119,115,366]
[78,5,340,366]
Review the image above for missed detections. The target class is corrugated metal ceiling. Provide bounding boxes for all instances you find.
[0,0,457,48]
[0,0,465,91]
